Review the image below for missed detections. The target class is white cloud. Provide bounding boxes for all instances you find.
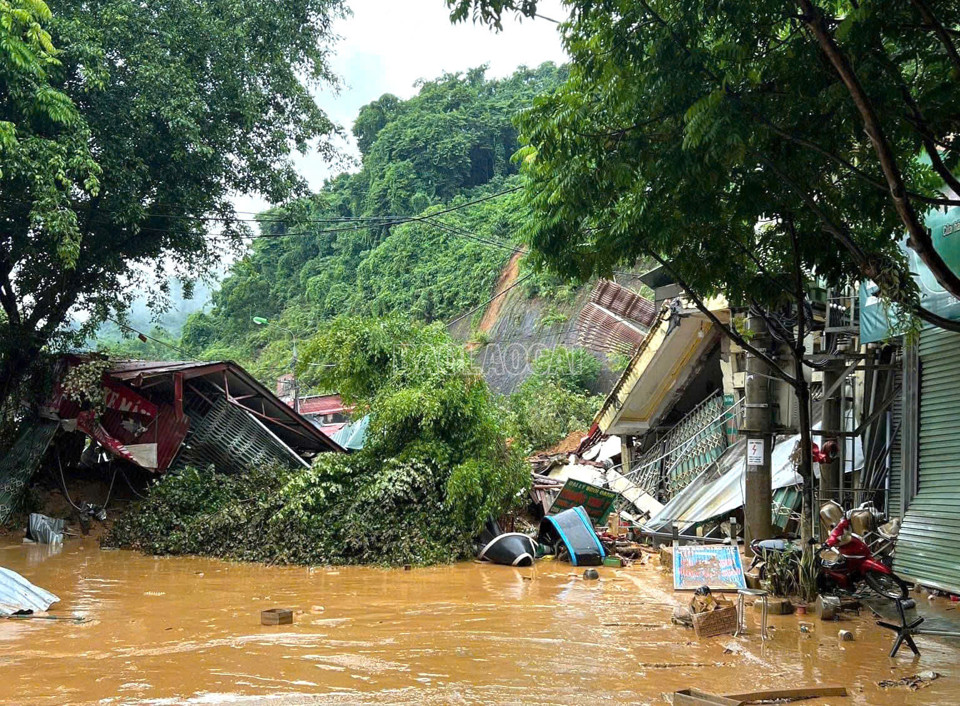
[235,0,567,215]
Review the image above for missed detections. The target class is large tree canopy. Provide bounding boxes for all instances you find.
[0,0,344,403]
[449,0,960,330]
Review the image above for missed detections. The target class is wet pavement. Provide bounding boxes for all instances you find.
[1,537,958,705]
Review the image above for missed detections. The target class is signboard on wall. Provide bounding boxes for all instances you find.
[548,479,618,525]
[673,545,746,591]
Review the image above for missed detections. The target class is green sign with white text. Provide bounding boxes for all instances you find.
[548,478,618,525]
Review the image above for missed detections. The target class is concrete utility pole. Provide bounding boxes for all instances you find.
[820,361,842,505]
[743,314,774,552]
[620,435,635,475]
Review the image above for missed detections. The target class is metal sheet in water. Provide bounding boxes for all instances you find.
[0,565,59,616]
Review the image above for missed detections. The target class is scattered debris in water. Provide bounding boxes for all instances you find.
[878,671,940,690]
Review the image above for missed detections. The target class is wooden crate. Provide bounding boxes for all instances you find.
[660,546,674,572]
[691,605,738,638]
[261,608,293,626]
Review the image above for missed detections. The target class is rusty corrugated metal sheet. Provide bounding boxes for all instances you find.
[590,280,656,327]
[576,304,645,355]
[574,280,655,357]
[295,394,348,416]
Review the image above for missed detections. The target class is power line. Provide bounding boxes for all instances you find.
[104,317,190,358]
[446,272,535,328]
[419,216,527,255]
[0,186,523,233]
[249,186,526,241]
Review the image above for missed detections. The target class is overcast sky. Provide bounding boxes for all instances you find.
[97,2,566,330]
[233,0,567,215]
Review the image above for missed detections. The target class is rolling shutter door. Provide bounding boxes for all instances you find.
[895,328,960,592]
[887,368,902,519]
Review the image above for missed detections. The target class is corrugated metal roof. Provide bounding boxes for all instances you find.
[296,394,348,416]
[108,360,343,454]
[574,280,655,357]
[590,279,657,327]
[644,435,803,533]
[330,415,369,451]
[645,421,863,533]
[576,304,645,355]
[0,567,58,616]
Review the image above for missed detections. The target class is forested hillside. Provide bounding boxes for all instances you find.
[97,62,631,452]
[174,63,571,386]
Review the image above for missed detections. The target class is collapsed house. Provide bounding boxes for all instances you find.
[533,210,960,596]
[577,267,889,543]
[0,357,343,524]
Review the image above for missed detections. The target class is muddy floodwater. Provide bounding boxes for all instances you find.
[2,538,959,705]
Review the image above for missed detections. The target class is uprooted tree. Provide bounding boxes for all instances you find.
[110,317,530,565]
[0,0,345,408]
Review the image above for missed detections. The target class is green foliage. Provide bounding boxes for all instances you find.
[0,0,99,311]
[183,64,567,385]
[530,345,601,392]
[731,316,756,342]
[60,357,110,412]
[605,352,631,374]
[537,305,568,329]
[503,346,603,454]
[503,378,599,455]
[761,546,799,598]
[450,0,960,332]
[798,544,820,604]
[470,329,492,346]
[98,326,182,361]
[1,0,344,402]
[112,317,530,565]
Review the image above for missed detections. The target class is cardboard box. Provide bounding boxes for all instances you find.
[660,545,674,572]
[691,604,738,638]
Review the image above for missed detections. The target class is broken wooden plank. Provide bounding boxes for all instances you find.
[722,685,847,702]
[673,689,742,706]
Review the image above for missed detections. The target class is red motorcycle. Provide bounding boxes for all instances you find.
[819,504,909,600]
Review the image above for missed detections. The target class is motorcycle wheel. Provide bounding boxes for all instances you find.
[863,569,909,600]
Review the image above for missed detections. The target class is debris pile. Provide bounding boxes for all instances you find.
[878,671,940,691]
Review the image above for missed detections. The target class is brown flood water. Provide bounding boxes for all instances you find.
[1,538,958,705]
